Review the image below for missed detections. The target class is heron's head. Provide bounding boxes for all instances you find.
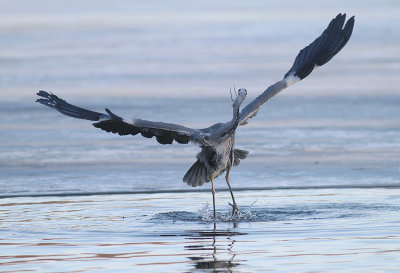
[231,87,247,108]
[236,88,247,104]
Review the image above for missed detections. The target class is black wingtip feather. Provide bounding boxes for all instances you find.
[36,90,106,121]
[284,13,355,80]
[105,108,123,121]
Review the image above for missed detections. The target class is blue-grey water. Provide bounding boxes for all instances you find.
[1,0,400,272]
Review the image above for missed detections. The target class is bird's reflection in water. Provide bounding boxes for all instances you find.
[185,223,246,272]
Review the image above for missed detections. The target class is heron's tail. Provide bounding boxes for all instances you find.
[183,160,211,187]
[36,91,108,121]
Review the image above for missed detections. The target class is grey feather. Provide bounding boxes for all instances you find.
[183,160,209,187]
[233,149,249,166]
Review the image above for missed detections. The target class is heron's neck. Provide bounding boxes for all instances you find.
[231,100,241,128]
[217,99,241,139]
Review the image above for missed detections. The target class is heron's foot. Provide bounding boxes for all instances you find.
[229,202,239,216]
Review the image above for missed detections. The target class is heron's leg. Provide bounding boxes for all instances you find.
[211,176,216,220]
[225,168,238,215]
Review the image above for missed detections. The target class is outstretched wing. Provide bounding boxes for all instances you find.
[239,13,355,125]
[36,91,204,145]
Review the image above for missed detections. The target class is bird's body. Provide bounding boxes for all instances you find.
[36,14,355,219]
[191,137,235,185]
[184,89,245,189]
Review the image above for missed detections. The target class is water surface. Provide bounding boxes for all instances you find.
[1,188,400,272]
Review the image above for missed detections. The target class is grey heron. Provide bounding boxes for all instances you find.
[36,14,354,219]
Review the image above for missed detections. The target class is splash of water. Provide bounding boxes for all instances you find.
[195,203,258,222]
[151,203,259,223]
[152,200,385,223]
